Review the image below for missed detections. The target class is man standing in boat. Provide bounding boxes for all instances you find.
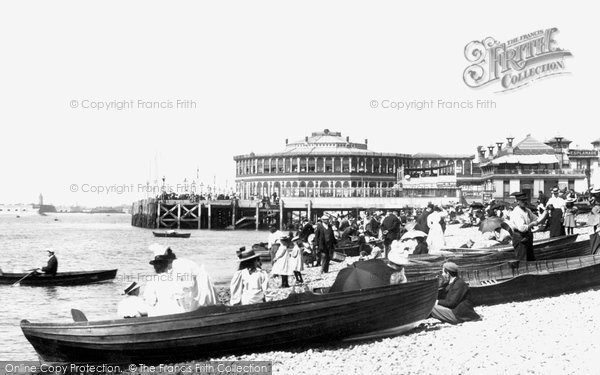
[508,192,549,261]
[313,215,337,273]
[41,250,58,275]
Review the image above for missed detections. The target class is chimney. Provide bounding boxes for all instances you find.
[305,136,309,143]
[285,138,288,145]
[496,142,503,151]
[488,145,495,157]
[506,136,514,148]
[346,136,350,142]
[477,146,485,161]
[365,139,368,145]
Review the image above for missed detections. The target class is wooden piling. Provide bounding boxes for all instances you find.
[156,202,161,229]
[231,200,236,230]
[208,204,212,230]
[279,200,284,231]
[177,204,181,229]
[198,203,202,229]
[255,203,260,230]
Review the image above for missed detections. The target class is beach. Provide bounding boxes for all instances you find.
[205,222,600,375]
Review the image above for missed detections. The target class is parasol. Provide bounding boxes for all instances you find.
[328,259,394,293]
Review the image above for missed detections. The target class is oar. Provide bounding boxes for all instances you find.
[71,309,88,322]
[12,270,38,287]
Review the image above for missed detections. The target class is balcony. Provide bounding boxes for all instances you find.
[481,168,587,178]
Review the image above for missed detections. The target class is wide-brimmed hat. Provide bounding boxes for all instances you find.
[566,197,576,203]
[149,243,168,257]
[321,215,330,221]
[551,187,559,193]
[122,281,140,295]
[149,254,171,265]
[46,249,55,254]
[238,248,260,262]
[511,192,528,201]
[387,248,410,266]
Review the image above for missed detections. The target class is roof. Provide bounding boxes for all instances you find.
[513,135,555,155]
[545,136,572,145]
[412,153,474,159]
[489,154,559,165]
[592,138,600,145]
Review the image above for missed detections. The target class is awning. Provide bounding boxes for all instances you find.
[490,154,559,165]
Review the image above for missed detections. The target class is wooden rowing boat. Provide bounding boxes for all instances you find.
[444,234,578,254]
[405,239,592,279]
[0,270,118,286]
[152,231,191,238]
[20,278,438,364]
[463,253,600,306]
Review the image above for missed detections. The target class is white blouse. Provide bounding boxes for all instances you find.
[230,268,269,305]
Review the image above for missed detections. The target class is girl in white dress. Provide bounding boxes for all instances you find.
[271,235,294,287]
[230,249,269,305]
[290,236,305,284]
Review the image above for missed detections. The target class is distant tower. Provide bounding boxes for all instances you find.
[39,193,44,206]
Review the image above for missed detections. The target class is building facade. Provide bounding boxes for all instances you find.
[233,130,475,200]
[465,135,590,202]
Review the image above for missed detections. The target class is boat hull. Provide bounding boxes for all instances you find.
[0,270,118,286]
[152,232,191,238]
[21,279,438,364]
[467,254,600,306]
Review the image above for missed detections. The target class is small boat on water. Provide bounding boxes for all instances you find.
[152,231,191,238]
[0,269,118,286]
[20,278,438,364]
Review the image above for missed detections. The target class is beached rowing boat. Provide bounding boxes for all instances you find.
[405,239,592,278]
[464,253,600,306]
[0,270,118,286]
[20,278,438,364]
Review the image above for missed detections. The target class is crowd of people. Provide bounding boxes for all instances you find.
[32,186,600,327]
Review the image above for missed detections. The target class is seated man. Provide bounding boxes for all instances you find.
[117,282,148,318]
[431,262,480,324]
[41,250,58,275]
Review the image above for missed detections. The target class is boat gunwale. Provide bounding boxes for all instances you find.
[21,277,438,330]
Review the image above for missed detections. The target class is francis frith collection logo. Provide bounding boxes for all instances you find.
[463,28,572,92]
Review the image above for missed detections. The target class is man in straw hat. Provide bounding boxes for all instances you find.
[313,215,337,273]
[430,262,480,324]
[230,248,269,305]
[508,192,549,261]
[117,282,148,318]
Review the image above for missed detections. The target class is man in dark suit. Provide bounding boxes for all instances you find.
[414,204,433,234]
[381,211,402,255]
[42,250,58,275]
[430,262,480,324]
[313,215,337,273]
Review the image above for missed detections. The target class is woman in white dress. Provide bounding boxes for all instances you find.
[426,206,447,254]
[229,248,269,305]
[271,235,293,287]
[143,255,185,317]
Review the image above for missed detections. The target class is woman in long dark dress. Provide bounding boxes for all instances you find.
[548,204,566,238]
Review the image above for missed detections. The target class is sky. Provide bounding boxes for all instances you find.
[0,1,598,206]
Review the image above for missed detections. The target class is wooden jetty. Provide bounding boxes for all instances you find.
[131,196,461,230]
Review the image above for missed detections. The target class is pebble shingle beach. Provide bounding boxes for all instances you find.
[202,220,600,375]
